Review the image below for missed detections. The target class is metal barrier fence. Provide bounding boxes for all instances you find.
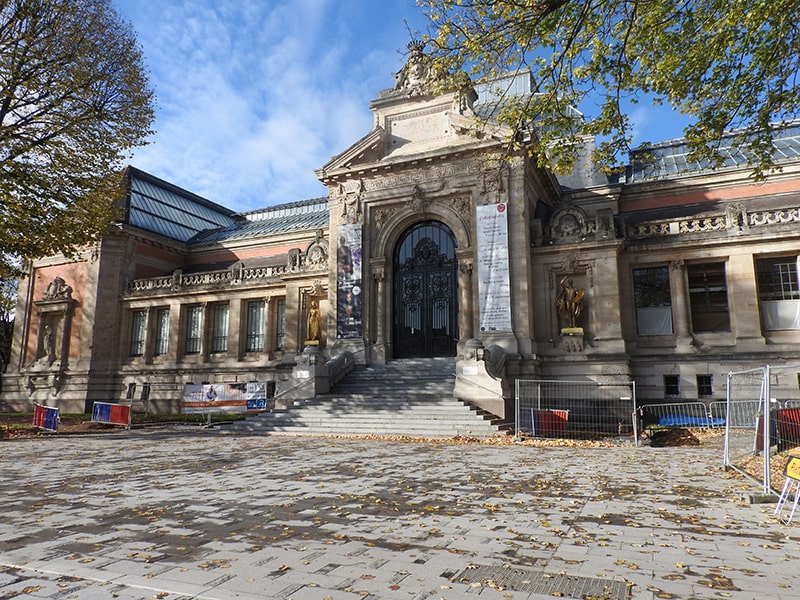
[725,365,800,495]
[637,401,721,429]
[515,379,635,440]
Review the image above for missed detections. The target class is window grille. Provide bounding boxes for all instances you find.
[129,310,146,356]
[246,301,265,352]
[185,305,203,354]
[154,308,170,355]
[212,304,229,353]
[697,374,713,397]
[664,374,680,397]
[276,299,286,350]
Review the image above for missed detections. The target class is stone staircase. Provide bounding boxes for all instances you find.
[223,357,507,439]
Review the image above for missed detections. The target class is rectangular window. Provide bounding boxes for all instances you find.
[633,266,673,335]
[697,374,713,397]
[154,308,170,356]
[756,256,800,330]
[212,303,229,353]
[757,256,799,301]
[246,301,265,352]
[129,310,146,356]
[664,374,680,398]
[276,299,286,350]
[185,305,203,354]
[688,263,730,332]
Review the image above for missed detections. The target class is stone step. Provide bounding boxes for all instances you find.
[223,357,505,439]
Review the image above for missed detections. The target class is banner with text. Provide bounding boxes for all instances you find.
[476,202,512,332]
[336,223,363,339]
[181,382,270,414]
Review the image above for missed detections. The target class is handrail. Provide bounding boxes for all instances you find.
[272,375,314,401]
[455,373,504,399]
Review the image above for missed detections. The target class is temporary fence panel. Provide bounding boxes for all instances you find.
[515,379,635,440]
[32,404,60,432]
[91,402,132,428]
[637,401,724,430]
[725,364,800,495]
[181,382,272,414]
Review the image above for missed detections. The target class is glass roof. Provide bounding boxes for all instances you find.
[629,122,800,182]
[190,198,329,245]
[125,168,236,242]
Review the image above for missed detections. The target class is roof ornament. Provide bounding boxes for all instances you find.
[393,39,440,96]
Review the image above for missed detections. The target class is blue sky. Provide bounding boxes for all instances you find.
[113,0,687,213]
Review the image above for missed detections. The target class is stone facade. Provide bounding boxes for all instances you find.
[3,59,800,417]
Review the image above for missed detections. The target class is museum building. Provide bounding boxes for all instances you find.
[3,50,800,422]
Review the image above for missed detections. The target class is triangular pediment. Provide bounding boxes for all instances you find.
[318,89,509,182]
[318,127,387,174]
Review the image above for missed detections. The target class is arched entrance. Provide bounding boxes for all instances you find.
[393,221,458,358]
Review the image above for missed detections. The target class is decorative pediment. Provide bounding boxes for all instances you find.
[317,128,387,176]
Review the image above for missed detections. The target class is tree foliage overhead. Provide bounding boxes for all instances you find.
[0,0,154,275]
[421,0,800,176]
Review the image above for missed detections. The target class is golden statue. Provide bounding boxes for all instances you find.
[306,300,321,343]
[556,275,585,330]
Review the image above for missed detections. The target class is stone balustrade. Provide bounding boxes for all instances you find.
[627,205,800,240]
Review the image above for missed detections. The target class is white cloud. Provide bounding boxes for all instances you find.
[114,0,425,211]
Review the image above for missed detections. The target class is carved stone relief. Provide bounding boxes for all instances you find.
[725,202,750,232]
[392,40,442,96]
[549,206,589,244]
[337,179,363,224]
[409,185,428,216]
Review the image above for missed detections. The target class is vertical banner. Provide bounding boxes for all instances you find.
[476,202,512,332]
[33,404,60,432]
[336,223,363,339]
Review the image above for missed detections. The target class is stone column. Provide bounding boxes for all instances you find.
[263,296,274,359]
[459,260,474,341]
[670,260,691,343]
[728,252,766,347]
[143,307,153,365]
[372,267,385,345]
[229,299,242,360]
[200,302,209,363]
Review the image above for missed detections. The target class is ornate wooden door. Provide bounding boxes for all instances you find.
[394,221,457,358]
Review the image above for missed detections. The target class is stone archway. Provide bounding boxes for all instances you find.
[393,221,458,358]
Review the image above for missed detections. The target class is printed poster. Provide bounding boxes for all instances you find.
[336,223,363,339]
[476,202,512,331]
[182,382,270,414]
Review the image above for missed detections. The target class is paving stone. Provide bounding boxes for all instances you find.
[0,430,798,599]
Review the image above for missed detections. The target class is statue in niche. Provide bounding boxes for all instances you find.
[556,275,585,330]
[43,277,72,301]
[42,324,55,363]
[306,301,321,344]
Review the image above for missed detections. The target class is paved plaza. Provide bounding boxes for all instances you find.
[0,428,798,599]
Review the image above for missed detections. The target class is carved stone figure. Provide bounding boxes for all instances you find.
[393,40,439,95]
[43,277,72,301]
[556,276,585,330]
[42,324,55,363]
